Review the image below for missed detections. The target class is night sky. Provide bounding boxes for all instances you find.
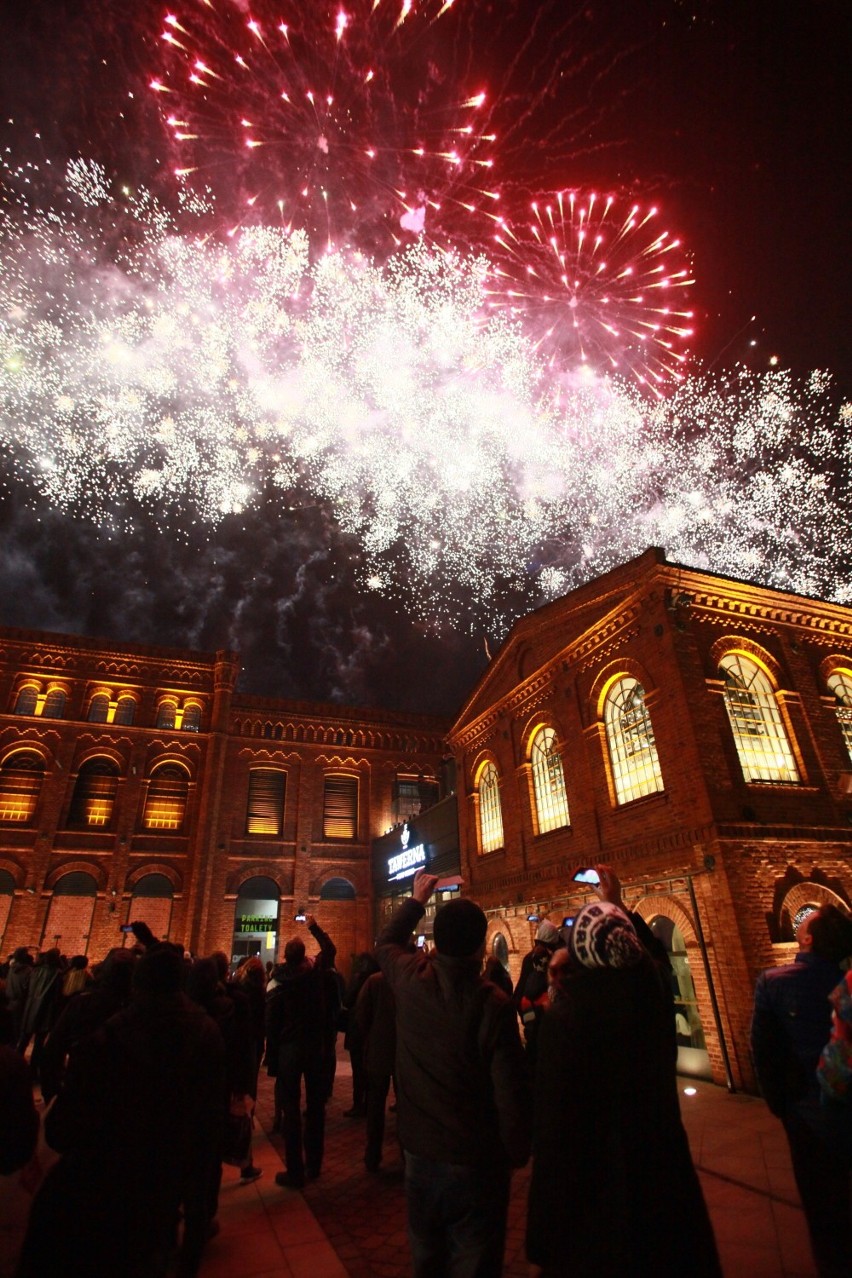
[0,0,849,715]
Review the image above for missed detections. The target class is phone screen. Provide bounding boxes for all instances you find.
[572,868,600,885]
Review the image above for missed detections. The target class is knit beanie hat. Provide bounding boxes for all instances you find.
[534,920,560,948]
[433,898,487,958]
[568,901,644,970]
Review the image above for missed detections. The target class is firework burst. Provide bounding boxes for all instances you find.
[150,0,496,253]
[485,191,695,391]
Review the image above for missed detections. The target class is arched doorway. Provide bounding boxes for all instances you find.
[126,873,174,945]
[233,876,280,972]
[649,914,712,1079]
[44,871,97,956]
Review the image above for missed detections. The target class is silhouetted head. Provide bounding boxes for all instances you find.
[433,899,487,959]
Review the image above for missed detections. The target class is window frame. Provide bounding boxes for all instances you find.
[719,652,800,784]
[529,725,571,835]
[322,774,359,841]
[603,676,665,806]
[245,768,286,837]
[477,759,504,855]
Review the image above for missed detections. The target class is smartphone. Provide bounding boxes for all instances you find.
[120,923,135,933]
[416,935,426,948]
[294,912,307,922]
[572,867,600,885]
[562,916,575,928]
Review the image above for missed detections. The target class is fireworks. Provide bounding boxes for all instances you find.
[1,160,849,635]
[150,0,495,252]
[485,191,695,390]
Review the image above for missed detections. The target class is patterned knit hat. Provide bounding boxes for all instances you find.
[568,901,644,970]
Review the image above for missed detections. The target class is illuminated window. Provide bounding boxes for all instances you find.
[246,769,286,836]
[181,704,202,733]
[43,689,66,719]
[0,752,44,824]
[114,696,136,726]
[530,726,570,834]
[142,764,189,831]
[720,653,799,783]
[323,775,358,840]
[604,677,665,805]
[478,760,504,854]
[156,701,177,731]
[13,687,38,716]
[827,671,852,764]
[88,693,110,723]
[67,759,119,828]
[393,775,439,823]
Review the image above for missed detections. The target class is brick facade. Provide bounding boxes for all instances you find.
[447,548,852,1090]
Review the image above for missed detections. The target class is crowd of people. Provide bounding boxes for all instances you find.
[0,868,850,1278]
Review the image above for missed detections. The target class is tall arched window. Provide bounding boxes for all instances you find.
[530,726,570,834]
[0,752,45,824]
[43,688,66,719]
[88,693,110,723]
[114,696,137,726]
[67,759,120,828]
[155,701,177,731]
[477,760,504,854]
[827,670,852,765]
[604,677,665,805]
[720,653,799,783]
[142,764,189,831]
[181,704,202,733]
[13,687,38,716]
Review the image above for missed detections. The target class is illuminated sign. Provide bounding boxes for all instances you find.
[387,824,427,881]
[236,915,277,934]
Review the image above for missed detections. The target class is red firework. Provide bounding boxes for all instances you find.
[149,0,496,252]
[485,191,695,389]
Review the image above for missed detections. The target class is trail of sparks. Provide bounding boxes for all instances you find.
[1,161,850,634]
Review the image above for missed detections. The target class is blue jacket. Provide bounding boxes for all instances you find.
[751,952,842,1117]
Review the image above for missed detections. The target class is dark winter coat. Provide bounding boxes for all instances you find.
[353,970,396,1076]
[376,896,531,1169]
[4,959,32,1031]
[265,923,337,1075]
[525,954,720,1276]
[19,958,63,1037]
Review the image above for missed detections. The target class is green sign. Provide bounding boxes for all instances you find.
[237,915,277,934]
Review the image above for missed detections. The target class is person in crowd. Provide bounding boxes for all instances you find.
[59,955,90,1005]
[752,902,852,1277]
[39,947,136,1103]
[341,952,379,1118]
[0,1044,39,1176]
[265,914,337,1189]
[526,899,720,1277]
[17,945,225,1278]
[4,949,33,1048]
[234,954,267,1097]
[545,942,571,1004]
[323,962,346,1102]
[187,956,261,1205]
[483,955,513,997]
[376,870,531,1277]
[353,968,397,1173]
[17,948,64,1078]
[512,919,560,1070]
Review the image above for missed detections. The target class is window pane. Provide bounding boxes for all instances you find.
[182,704,202,733]
[720,654,799,783]
[88,694,110,723]
[68,761,119,827]
[478,761,504,853]
[143,765,188,830]
[246,769,285,836]
[156,702,177,731]
[114,697,136,726]
[43,689,66,719]
[0,753,44,823]
[13,688,38,716]
[531,727,570,833]
[827,671,852,765]
[323,775,358,840]
[604,678,665,805]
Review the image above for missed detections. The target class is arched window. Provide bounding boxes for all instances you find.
[88,693,110,723]
[604,677,665,805]
[720,653,799,783]
[323,775,358,840]
[477,761,504,854]
[67,759,120,828]
[319,877,356,901]
[245,769,286,836]
[155,701,177,731]
[142,764,189,831]
[13,687,38,716]
[826,670,852,764]
[182,704,202,733]
[114,696,137,726]
[42,689,66,719]
[0,751,44,824]
[530,726,570,834]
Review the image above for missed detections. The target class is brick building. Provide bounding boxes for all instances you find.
[0,629,449,975]
[447,548,852,1089]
